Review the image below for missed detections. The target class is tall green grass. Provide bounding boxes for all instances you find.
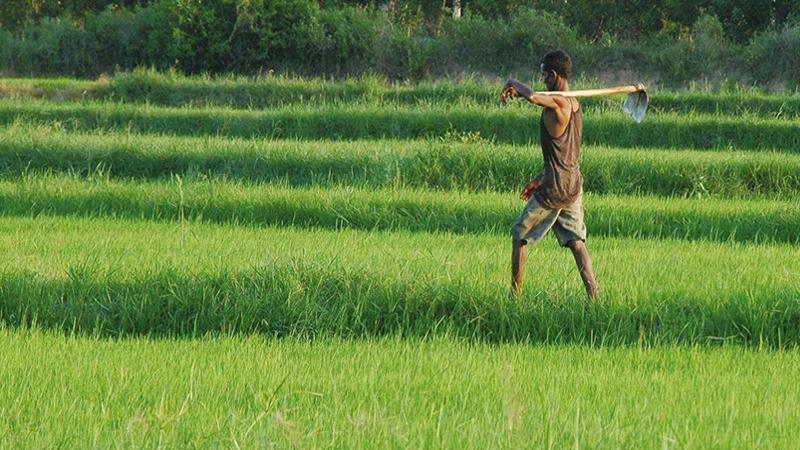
[1,99,798,150]
[4,330,800,448]
[107,72,800,119]
[3,74,800,449]
[1,174,797,244]
[1,216,799,344]
[3,73,799,118]
[2,124,799,197]
[0,77,101,100]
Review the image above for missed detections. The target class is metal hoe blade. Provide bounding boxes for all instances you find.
[622,91,648,123]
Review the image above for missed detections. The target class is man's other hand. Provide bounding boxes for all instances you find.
[519,179,542,201]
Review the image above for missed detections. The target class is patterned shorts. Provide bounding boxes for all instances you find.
[510,191,587,247]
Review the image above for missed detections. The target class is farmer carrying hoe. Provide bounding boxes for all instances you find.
[501,50,596,299]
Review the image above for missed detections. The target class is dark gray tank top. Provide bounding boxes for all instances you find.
[534,101,583,209]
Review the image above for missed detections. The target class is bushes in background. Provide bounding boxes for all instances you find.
[0,4,177,77]
[745,23,800,88]
[0,0,798,89]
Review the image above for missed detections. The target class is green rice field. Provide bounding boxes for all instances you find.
[1,74,799,448]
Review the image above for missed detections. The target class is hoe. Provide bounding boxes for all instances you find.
[507,83,649,123]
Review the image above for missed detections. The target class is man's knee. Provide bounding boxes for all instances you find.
[565,239,585,251]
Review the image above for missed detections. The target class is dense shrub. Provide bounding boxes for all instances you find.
[170,0,322,74]
[637,15,735,86]
[436,14,506,74]
[745,23,800,88]
[424,9,576,77]
[315,6,378,75]
[83,6,173,73]
[0,3,177,77]
[3,16,94,77]
[504,9,578,70]
[371,22,428,80]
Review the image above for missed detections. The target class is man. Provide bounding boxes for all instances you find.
[501,50,597,299]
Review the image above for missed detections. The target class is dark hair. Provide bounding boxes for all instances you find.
[541,50,572,79]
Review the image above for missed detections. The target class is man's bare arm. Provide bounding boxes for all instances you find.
[501,79,568,110]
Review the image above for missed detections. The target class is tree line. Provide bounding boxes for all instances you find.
[1,0,798,88]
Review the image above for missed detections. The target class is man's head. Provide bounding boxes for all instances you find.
[540,50,572,91]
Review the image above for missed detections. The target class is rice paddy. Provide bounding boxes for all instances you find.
[1,74,798,448]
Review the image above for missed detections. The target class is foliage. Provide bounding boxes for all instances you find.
[316,6,379,75]
[0,1,799,88]
[745,22,800,87]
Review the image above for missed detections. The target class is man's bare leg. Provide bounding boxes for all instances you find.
[566,240,597,299]
[511,238,528,296]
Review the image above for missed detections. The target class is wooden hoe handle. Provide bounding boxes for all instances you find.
[537,84,646,98]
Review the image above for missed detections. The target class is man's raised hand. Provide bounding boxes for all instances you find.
[501,79,534,105]
[500,83,517,105]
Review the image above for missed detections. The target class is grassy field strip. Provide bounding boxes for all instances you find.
[3,125,800,197]
[0,77,99,99]
[2,329,800,448]
[2,74,799,118]
[1,99,799,150]
[1,175,797,244]
[1,215,798,342]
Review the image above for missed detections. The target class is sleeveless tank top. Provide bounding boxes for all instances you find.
[534,101,583,209]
